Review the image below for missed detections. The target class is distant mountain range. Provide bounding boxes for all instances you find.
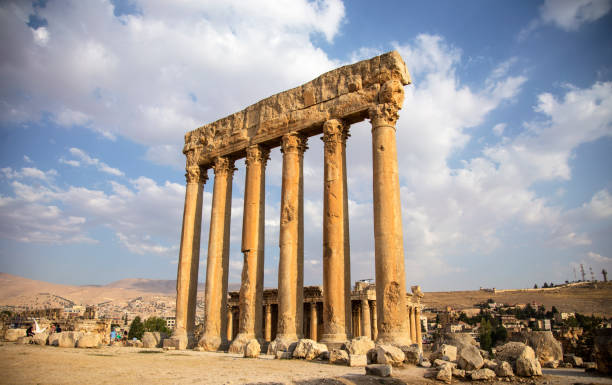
[0,272,240,307]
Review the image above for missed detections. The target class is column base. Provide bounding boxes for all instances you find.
[163,329,192,350]
[376,331,412,347]
[267,334,298,356]
[197,333,225,352]
[228,333,256,354]
[319,333,348,350]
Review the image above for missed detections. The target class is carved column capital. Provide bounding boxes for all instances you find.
[212,156,236,176]
[185,165,208,184]
[322,119,349,147]
[245,144,271,167]
[281,132,308,156]
[368,103,400,128]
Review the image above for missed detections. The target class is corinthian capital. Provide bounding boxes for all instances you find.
[185,165,208,184]
[281,132,308,156]
[245,144,271,167]
[368,103,400,128]
[322,119,350,152]
[212,156,236,176]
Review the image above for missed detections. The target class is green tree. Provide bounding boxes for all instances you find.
[533,284,538,289]
[479,317,493,351]
[144,316,171,335]
[492,325,508,346]
[128,316,145,340]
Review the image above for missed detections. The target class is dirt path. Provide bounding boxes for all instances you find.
[1,343,611,385]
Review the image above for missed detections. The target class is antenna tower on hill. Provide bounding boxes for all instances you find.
[580,264,586,281]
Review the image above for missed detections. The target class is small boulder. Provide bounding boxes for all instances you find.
[349,354,367,367]
[329,349,349,365]
[516,355,542,377]
[471,368,496,380]
[434,344,457,362]
[142,332,164,348]
[77,333,100,348]
[564,354,583,367]
[484,358,498,370]
[365,364,392,377]
[244,339,260,358]
[457,344,484,371]
[495,361,514,377]
[434,359,456,368]
[276,350,292,359]
[375,344,405,367]
[58,332,81,348]
[4,329,26,342]
[366,348,377,364]
[400,344,420,365]
[543,360,559,368]
[292,339,327,360]
[436,365,452,384]
[16,336,32,344]
[344,336,375,355]
[32,332,49,346]
[419,358,431,368]
[126,339,143,348]
[451,367,466,379]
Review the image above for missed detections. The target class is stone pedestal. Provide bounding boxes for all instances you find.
[198,156,235,351]
[271,132,307,352]
[320,120,350,346]
[229,145,269,353]
[172,165,207,349]
[361,299,371,339]
[369,81,411,346]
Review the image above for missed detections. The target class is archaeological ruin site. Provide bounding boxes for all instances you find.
[167,51,424,355]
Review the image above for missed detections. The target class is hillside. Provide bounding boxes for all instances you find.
[422,282,612,317]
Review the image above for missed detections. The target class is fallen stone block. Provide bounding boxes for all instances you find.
[4,329,26,342]
[471,368,496,380]
[329,349,349,365]
[436,365,452,384]
[349,354,367,367]
[244,339,260,358]
[365,364,392,377]
[375,344,405,367]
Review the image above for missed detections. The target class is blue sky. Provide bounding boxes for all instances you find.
[1,0,611,291]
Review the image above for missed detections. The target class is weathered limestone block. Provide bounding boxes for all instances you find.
[564,354,583,367]
[77,333,101,348]
[457,344,484,370]
[349,354,367,367]
[436,365,452,384]
[49,333,61,346]
[471,368,496,380]
[344,336,375,355]
[276,350,292,359]
[142,332,165,348]
[4,328,26,341]
[496,341,541,376]
[451,367,466,379]
[58,332,81,348]
[32,332,49,345]
[400,344,420,365]
[434,332,478,352]
[495,361,514,377]
[329,349,349,365]
[126,339,143,348]
[365,364,392,377]
[16,336,32,344]
[432,344,457,362]
[419,358,431,368]
[434,359,456,368]
[483,358,498,370]
[375,344,405,367]
[516,355,542,377]
[514,331,563,365]
[244,339,260,358]
[593,328,612,375]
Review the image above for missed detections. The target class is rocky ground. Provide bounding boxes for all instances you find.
[1,343,611,385]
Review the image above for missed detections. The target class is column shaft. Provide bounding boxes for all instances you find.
[409,306,416,343]
[369,84,411,345]
[198,156,235,351]
[229,145,269,353]
[370,300,378,341]
[361,299,371,339]
[309,302,318,341]
[264,305,272,342]
[227,308,233,341]
[173,165,206,349]
[321,120,350,345]
[274,132,307,349]
[416,306,423,352]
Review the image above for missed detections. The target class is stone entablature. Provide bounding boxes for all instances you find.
[182,51,410,168]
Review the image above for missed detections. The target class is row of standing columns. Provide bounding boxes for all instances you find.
[171,103,413,351]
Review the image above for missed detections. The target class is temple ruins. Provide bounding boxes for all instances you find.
[167,51,422,353]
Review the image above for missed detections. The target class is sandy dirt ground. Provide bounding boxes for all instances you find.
[1,343,611,385]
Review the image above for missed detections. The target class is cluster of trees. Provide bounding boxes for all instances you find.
[127,316,171,340]
[456,312,508,351]
[533,282,557,288]
[563,313,606,333]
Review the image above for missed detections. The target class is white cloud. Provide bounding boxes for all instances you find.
[65,147,124,176]
[23,155,33,163]
[0,0,345,166]
[1,166,57,183]
[540,0,612,31]
[588,251,612,263]
[492,123,506,136]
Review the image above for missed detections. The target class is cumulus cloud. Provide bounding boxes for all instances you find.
[62,147,124,176]
[0,0,344,166]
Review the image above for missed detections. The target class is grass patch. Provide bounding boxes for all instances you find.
[138,350,164,354]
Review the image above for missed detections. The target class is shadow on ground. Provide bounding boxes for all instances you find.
[245,374,409,385]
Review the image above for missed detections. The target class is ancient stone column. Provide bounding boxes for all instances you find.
[198,156,235,351]
[172,164,207,349]
[409,306,417,343]
[320,119,351,346]
[342,127,352,339]
[227,307,234,341]
[416,306,423,352]
[264,304,272,342]
[309,302,318,341]
[361,299,371,339]
[369,80,411,346]
[271,132,307,352]
[229,145,270,353]
[370,300,378,341]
